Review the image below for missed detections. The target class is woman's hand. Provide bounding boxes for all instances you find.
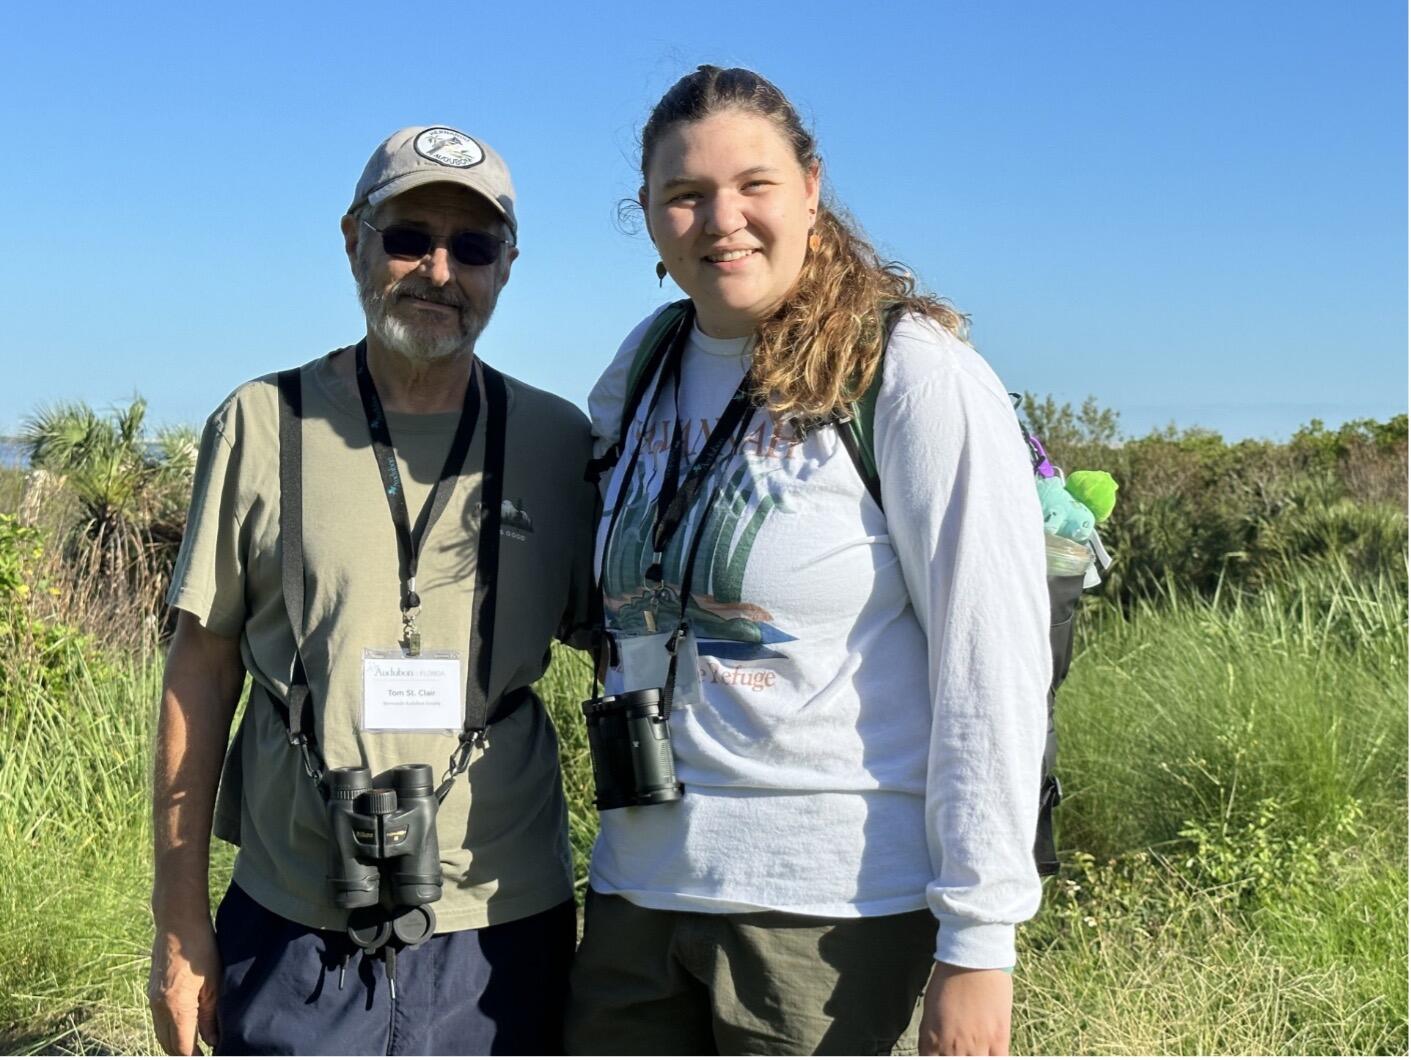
[917,961,1012,1055]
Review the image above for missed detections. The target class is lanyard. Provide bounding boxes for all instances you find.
[277,358,514,791]
[644,356,755,584]
[600,316,756,655]
[655,405,754,717]
[354,340,481,655]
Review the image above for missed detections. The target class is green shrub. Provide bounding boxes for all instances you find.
[535,643,597,888]
[0,647,161,1054]
[0,514,44,602]
[0,517,105,708]
[1019,398,1407,607]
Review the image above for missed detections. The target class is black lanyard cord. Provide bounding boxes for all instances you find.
[599,316,756,597]
[277,357,510,795]
[644,352,756,584]
[650,365,689,560]
[354,341,481,614]
[658,406,755,718]
[594,316,758,711]
[597,314,693,598]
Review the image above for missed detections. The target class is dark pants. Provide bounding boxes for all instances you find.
[214,883,575,1055]
[566,890,935,1056]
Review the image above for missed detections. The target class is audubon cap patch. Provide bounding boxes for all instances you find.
[350,125,516,233]
[413,128,484,168]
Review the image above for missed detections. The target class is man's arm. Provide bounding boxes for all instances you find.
[148,610,244,1056]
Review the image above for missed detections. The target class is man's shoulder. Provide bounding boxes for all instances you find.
[202,354,332,444]
[497,368,589,437]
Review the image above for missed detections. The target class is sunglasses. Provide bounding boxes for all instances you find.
[360,218,511,267]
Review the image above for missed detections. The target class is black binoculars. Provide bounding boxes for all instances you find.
[581,688,684,810]
[323,763,441,948]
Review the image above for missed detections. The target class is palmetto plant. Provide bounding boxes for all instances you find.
[20,397,196,592]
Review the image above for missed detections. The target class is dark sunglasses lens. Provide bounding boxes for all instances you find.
[380,227,433,259]
[449,232,501,267]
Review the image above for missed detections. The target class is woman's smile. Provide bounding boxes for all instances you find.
[645,110,819,339]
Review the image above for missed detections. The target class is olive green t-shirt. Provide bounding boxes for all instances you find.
[168,348,597,932]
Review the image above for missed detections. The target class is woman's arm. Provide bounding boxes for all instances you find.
[874,319,1050,1051]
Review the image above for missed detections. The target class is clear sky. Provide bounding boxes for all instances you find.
[1,0,1405,440]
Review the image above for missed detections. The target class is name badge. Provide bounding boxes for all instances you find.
[362,648,463,732]
[614,629,705,708]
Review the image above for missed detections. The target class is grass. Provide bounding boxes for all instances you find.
[0,566,1405,1054]
[1057,561,1407,860]
[1007,565,1408,1055]
[0,646,162,1054]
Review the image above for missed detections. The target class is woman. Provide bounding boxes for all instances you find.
[569,66,1051,1056]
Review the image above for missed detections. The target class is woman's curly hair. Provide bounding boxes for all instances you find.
[642,65,967,422]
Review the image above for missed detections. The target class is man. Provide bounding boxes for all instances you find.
[148,126,597,1055]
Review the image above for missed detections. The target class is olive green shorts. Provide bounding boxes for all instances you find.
[565,889,935,1056]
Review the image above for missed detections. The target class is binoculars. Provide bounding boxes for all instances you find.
[323,763,441,949]
[581,688,684,810]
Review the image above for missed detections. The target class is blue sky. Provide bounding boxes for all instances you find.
[1,0,1404,440]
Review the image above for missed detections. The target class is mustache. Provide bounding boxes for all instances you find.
[390,281,466,309]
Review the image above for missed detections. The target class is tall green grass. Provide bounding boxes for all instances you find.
[1058,561,1407,860]
[0,566,1404,1053]
[0,645,162,1054]
[1009,564,1408,1055]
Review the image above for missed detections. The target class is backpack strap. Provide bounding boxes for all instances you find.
[838,374,884,510]
[585,300,693,483]
[837,303,904,511]
[839,308,1072,878]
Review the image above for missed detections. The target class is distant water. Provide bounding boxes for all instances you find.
[0,439,175,471]
[0,440,26,470]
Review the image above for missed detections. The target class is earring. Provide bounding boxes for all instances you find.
[808,232,822,253]
[655,261,668,286]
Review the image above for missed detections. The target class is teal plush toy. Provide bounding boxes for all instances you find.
[1036,477,1096,542]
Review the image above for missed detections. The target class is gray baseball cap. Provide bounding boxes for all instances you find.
[348,125,517,235]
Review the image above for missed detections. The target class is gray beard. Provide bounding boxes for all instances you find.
[356,268,491,364]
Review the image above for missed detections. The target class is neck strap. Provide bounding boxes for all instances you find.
[353,341,481,648]
[276,359,509,789]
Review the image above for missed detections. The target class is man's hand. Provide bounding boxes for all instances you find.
[918,961,1013,1056]
[148,919,221,1055]
[150,611,243,1055]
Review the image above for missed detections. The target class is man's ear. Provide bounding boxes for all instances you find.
[499,243,519,287]
[340,213,360,267]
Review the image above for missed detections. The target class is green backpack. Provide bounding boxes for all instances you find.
[594,299,1084,876]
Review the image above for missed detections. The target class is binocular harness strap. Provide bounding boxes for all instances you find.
[276,368,323,782]
[275,359,512,796]
[436,361,509,800]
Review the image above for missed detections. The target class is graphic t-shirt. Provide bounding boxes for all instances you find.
[589,309,1052,969]
[169,348,597,933]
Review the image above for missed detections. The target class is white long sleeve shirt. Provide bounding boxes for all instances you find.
[587,307,1051,968]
